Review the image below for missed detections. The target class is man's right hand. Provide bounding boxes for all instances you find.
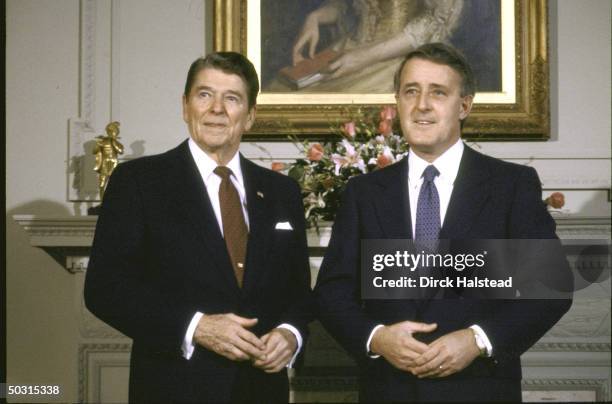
[370,321,437,371]
[193,313,267,362]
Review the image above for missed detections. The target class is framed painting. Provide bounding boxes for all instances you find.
[214,0,549,140]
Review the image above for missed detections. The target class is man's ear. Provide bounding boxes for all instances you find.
[245,106,257,131]
[459,95,474,120]
[181,95,188,122]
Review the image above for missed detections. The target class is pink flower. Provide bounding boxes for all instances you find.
[331,140,366,175]
[271,162,286,172]
[378,119,393,137]
[380,106,397,121]
[545,192,565,209]
[342,121,356,138]
[307,143,324,161]
[376,153,393,168]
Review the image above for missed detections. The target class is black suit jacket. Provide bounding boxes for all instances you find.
[85,140,313,403]
[314,145,572,402]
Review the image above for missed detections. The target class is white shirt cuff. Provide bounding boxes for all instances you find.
[277,323,302,368]
[366,324,385,358]
[182,312,204,360]
[469,324,493,357]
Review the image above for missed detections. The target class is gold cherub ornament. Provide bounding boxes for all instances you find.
[93,121,124,201]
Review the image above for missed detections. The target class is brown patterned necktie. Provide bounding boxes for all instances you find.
[214,166,248,288]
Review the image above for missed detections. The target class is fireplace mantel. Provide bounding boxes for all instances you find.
[14,215,97,272]
[13,214,611,273]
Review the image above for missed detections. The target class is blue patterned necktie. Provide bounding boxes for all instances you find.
[415,165,441,245]
[415,165,441,301]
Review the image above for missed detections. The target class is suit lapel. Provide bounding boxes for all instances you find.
[170,141,241,297]
[373,158,413,239]
[240,156,275,294]
[440,145,492,239]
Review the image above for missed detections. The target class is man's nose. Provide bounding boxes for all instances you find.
[211,95,225,113]
[416,93,431,111]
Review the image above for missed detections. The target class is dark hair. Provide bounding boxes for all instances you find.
[183,52,259,109]
[393,42,475,98]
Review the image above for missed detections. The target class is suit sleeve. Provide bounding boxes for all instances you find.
[314,179,380,362]
[277,179,315,342]
[84,163,196,351]
[473,166,572,364]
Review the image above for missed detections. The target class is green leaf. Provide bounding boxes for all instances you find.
[288,164,304,182]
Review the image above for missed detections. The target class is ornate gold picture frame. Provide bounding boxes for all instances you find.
[214,0,549,141]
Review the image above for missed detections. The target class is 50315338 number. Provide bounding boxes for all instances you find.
[4,384,60,396]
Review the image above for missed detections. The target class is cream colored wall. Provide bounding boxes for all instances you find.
[5,0,611,402]
[6,0,207,402]
[6,1,80,402]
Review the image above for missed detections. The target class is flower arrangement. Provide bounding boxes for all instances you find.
[281,106,408,229]
[272,107,568,229]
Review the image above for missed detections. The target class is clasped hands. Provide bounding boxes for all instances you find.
[193,313,297,373]
[370,321,481,378]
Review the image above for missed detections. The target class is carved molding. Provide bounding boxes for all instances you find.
[522,378,609,401]
[531,342,611,352]
[80,0,96,124]
[13,215,97,246]
[13,215,97,272]
[557,227,612,238]
[78,343,132,403]
[522,349,611,368]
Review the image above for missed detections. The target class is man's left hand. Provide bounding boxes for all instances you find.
[409,329,480,378]
[252,328,297,373]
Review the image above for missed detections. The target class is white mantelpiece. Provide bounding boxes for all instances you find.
[13,215,97,272]
[14,214,610,272]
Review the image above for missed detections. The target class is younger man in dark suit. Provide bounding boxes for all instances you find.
[315,43,572,402]
[85,52,312,402]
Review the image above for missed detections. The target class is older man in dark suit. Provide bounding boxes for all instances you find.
[315,43,572,402]
[85,52,312,403]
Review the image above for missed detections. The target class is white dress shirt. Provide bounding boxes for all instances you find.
[181,139,303,365]
[366,139,492,357]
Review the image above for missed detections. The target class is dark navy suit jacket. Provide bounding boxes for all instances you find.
[85,140,313,402]
[315,144,572,402]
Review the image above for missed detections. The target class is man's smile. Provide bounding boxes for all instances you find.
[203,122,228,128]
[413,119,436,126]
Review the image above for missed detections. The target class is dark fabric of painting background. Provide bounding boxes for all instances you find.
[260,0,501,92]
[451,0,501,92]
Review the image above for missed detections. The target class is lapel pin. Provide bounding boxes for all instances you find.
[257,191,264,198]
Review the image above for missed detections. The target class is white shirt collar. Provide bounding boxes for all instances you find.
[408,139,464,186]
[187,138,245,187]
